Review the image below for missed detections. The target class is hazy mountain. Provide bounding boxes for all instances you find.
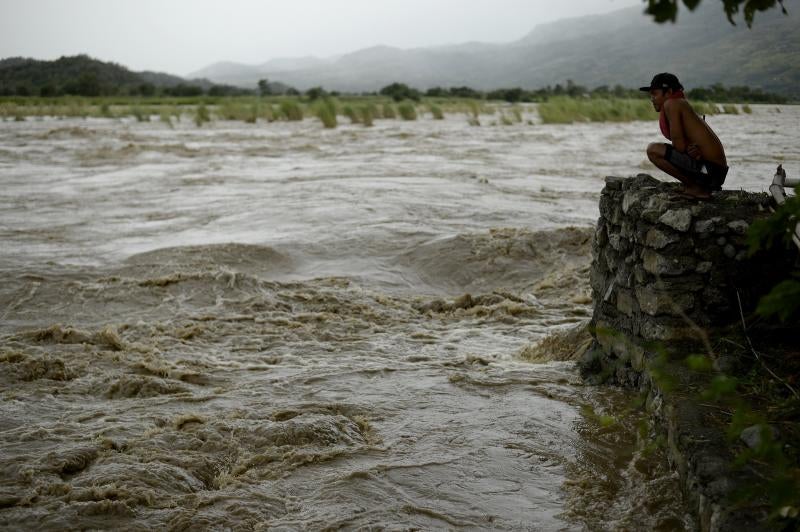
[192,4,799,97]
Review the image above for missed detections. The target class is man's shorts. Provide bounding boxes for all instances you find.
[665,144,728,191]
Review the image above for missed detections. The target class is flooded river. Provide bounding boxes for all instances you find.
[1,105,797,529]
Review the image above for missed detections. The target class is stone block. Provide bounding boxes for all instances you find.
[642,249,695,276]
[604,176,624,190]
[640,318,692,341]
[595,225,608,248]
[693,216,723,234]
[645,227,679,249]
[615,288,637,317]
[727,220,749,235]
[659,208,693,232]
[723,244,736,259]
[695,261,712,274]
[622,190,644,214]
[636,284,694,316]
[634,264,651,285]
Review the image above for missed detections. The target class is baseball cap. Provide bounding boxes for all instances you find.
[639,73,683,92]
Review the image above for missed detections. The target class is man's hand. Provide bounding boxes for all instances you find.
[687,143,702,160]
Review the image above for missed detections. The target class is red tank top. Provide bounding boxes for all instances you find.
[659,90,686,140]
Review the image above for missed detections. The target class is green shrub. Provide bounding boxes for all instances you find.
[314,98,337,128]
[397,102,417,120]
[382,103,396,119]
[279,100,303,121]
[159,109,173,128]
[131,106,149,122]
[742,104,753,114]
[722,104,739,115]
[429,103,444,120]
[342,104,360,124]
[194,104,210,127]
[359,105,374,126]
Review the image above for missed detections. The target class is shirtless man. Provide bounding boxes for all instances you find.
[642,73,728,199]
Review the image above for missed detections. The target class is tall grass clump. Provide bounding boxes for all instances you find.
[159,109,174,128]
[398,102,417,120]
[538,97,653,124]
[692,101,720,116]
[194,104,211,127]
[382,103,396,119]
[742,104,753,114]
[722,104,739,115]
[342,104,360,124]
[359,105,375,126]
[429,103,444,120]
[131,106,150,122]
[279,100,303,121]
[314,98,338,128]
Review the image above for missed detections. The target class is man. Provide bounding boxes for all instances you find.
[642,73,728,200]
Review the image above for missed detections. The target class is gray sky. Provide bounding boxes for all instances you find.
[0,0,640,76]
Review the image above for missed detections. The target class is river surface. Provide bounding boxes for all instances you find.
[1,105,797,530]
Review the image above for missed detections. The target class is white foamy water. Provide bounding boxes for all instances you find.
[1,105,797,530]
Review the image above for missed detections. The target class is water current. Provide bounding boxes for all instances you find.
[1,105,797,530]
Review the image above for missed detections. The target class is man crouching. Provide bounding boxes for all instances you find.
[642,73,728,200]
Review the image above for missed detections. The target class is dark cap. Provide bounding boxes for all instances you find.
[639,73,683,92]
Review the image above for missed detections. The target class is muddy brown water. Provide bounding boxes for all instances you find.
[1,106,796,529]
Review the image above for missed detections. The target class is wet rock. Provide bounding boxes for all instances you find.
[635,285,694,316]
[695,261,712,274]
[615,288,636,317]
[659,209,693,232]
[727,220,749,235]
[642,249,694,276]
[645,227,679,249]
[740,425,780,450]
[604,175,624,190]
[723,244,736,259]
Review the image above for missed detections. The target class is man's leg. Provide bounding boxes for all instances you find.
[646,143,711,198]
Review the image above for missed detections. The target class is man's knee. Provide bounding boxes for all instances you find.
[647,142,666,162]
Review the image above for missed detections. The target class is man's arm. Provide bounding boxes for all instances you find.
[664,99,688,152]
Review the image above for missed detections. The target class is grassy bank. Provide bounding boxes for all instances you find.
[0,95,761,127]
[537,96,732,124]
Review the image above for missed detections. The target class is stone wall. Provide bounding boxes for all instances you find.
[581,174,796,531]
[583,173,785,386]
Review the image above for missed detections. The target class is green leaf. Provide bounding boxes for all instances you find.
[756,279,800,322]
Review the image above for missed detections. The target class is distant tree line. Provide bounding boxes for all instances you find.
[0,55,790,104]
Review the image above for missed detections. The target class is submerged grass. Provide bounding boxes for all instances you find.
[398,102,417,120]
[314,98,338,128]
[538,97,653,124]
[279,100,303,121]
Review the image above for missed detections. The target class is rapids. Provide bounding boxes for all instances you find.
[2,105,797,529]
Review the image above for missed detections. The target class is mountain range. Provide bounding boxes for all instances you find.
[188,3,799,97]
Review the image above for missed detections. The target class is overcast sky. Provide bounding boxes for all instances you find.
[0,0,641,76]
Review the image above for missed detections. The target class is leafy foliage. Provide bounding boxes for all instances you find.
[644,0,787,27]
[379,82,421,102]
